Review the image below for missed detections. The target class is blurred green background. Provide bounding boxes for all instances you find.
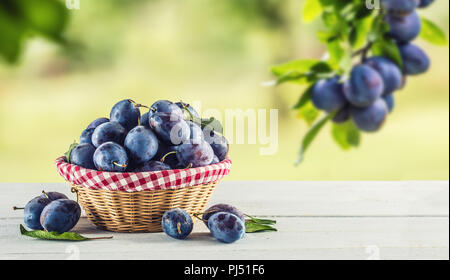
[0,0,448,182]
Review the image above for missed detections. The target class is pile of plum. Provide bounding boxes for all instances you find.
[69,99,229,172]
[19,191,81,233]
[162,204,245,243]
[311,0,433,132]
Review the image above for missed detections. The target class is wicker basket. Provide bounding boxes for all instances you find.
[56,157,231,233]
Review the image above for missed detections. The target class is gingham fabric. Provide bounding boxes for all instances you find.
[55,156,232,192]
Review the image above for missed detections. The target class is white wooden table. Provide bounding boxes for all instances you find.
[1,181,448,260]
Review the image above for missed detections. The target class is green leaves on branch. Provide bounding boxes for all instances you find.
[275,0,448,164]
[295,113,333,165]
[0,0,69,64]
[297,101,320,127]
[371,37,403,68]
[20,225,113,241]
[420,16,448,46]
[302,0,323,23]
[331,120,361,150]
[271,60,334,85]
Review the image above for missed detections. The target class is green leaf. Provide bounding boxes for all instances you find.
[64,141,78,163]
[297,101,320,126]
[371,38,403,68]
[244,215,276,225]
[0,9,26,63]
[292,84,314,109]
[326,39,345,67]
[331,120,361,150]
[350,16,374,49]
[295,113,333,165]
[201,117,223,135]
[245,221,277,233]
[302,0,323,23]
[271,59,319,84]
[20,225,113,241]
[272,59,320,77]
[419,16,448,46]
[16,0,69,41]
[271,60,333,85]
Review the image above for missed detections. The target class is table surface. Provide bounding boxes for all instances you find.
[1,181,448,260]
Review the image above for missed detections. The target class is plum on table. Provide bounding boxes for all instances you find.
[41,191,68,201]
[40,199,81,234]
[161,208,193,240]
[23,196,52,230]
[202,203,245,228]
[208,212,245,243]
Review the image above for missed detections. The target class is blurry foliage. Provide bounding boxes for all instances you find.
[271,0,448,163]
[224,0,287,28]
[0,0,69,64]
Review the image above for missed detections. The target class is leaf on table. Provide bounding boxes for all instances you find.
[245,221,277,233]
[245,215,276,225]
[20,225,112,241]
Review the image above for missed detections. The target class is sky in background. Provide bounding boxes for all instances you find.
[0,0,449,182]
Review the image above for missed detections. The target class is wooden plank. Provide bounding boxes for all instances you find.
[2,181,448,217]
[1,217,447,260]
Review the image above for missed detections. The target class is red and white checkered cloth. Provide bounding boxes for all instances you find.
[55,156,232,192]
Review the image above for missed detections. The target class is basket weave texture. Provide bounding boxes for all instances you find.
[56,157,232,232]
